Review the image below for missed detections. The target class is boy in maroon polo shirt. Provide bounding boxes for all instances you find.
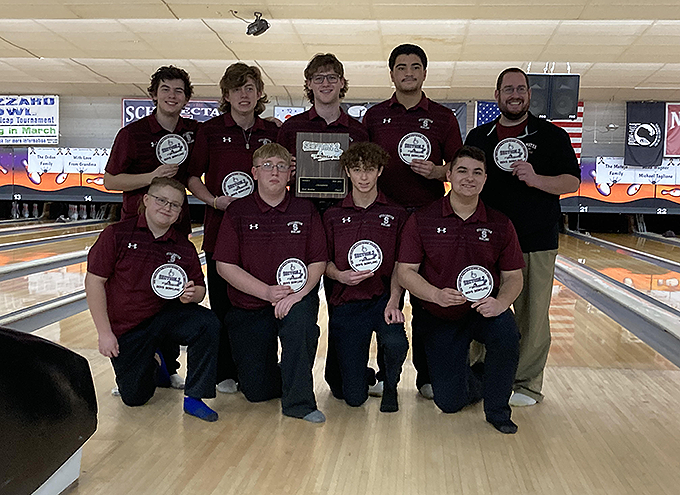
[85,177,221,422]
[214,143,328,423]
[364,44,463,399]
[397,146,524,434]
[104,66,197,384]
[187,63,279,395]
[323,142,409,412]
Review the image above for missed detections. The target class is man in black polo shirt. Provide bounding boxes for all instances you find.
[465,68,580,407]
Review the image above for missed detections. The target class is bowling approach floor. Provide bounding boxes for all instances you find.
[5,226,680,495]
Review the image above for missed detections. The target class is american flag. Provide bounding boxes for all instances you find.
[474,101,583,162]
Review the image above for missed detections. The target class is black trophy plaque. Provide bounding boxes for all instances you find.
[295,132,349,199]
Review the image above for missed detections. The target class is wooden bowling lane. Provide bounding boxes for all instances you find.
[0,221,108,246]
[559,234,680,311]
[593,233,680,264]
[31,281,680,495]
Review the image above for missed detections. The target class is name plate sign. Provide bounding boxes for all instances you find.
[295,132,349,199]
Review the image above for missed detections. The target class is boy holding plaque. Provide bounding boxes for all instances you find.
[104,66,198,385]
[214,143,328,423]
[397,146,525,434]
[85,178,221,422]
[323,142,409,412]
[187,63,279,395]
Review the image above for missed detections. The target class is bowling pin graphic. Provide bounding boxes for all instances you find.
[626,184,642,196]
[86,177,105,186]
[56,172,68,184]
[589,169,612,196]
[23,159,41,185]
[0,164,7,174]
[661,188,680,197]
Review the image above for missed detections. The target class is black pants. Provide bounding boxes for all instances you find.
[327,294,408,407]
[418,308,519,423]
[111,303,220,407]
[227,290,320,418]
[205,252,238,384]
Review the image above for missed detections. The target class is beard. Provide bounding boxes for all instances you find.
[499,99,530,121]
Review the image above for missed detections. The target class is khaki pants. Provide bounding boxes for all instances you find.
[512,249,557,402]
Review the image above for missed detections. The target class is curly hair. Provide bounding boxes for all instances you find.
[219,62,269,116]
[303,53,348,104]
[340,142,390,171]
[147,66,193,101]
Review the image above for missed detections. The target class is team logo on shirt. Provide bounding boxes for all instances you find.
[342,216,351,224]
[348,240,383,273]
[276,258,308,292]
[457,265,494,302]
[151,263,188,300]
[398,132,431,164]
[259,138,272,145]
[477,228,493,242]
[166,252,182,263]
[419,118,433,130]
[287,221,303,234]
[436,227,447,234]
[223,137,232,143]
[182,131,195,145]
[493,138,528,172]
[222,171,254,198]
[128,243,137,249]
[379,214,394,227]
[383,118,392,124]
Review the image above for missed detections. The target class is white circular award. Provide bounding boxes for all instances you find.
[493,138,528,172]
[398,132,431,164]
[276,258,308,293]
[151,263,188,299]
[222,171,254,198]
[348,240,383,273]
[456,265,494,302]
[156,134,189,165]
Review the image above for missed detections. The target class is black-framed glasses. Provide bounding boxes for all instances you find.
[311,74,341,84]
[257,161,291,172]
[150,194,182,211]
[500,86,528,95]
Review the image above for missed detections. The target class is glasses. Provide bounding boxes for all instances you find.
[310,74,340,84]
[258,161,290,172]
[150,194,182,211]
[500,86,528,95]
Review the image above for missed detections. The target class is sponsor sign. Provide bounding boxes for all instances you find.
[0,95,59,145]
[122,98,220,126]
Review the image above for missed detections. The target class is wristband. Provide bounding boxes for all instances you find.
[213,197,217,209]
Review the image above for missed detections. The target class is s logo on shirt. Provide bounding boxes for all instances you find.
[288,221,303,234]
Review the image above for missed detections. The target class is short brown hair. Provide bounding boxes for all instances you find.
[147,66,193,101]
[303,53,348,104]
[340,142,390,171]
[252,142,292,167]
[219,62,269,115]
[138,177,186,216]
[448,145,487,172]
[496,67,530,92]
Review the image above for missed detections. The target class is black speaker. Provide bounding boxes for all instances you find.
[549,74,580,120]
[527,74,551,119]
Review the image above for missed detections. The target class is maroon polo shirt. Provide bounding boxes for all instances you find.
[323,191,408,306]
[213,191,327,310]
[187,114,279,253]
[105,112,198,236]
[363,93,463,208]
[277,107,369,156]
[87,215,206,338]
[398,196,524,321]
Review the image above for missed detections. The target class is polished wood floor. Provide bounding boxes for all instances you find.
[28,280,680,495]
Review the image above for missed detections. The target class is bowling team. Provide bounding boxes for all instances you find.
[85,44,581,434]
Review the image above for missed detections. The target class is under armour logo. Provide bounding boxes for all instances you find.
[437,227,447,234]
[383,118,391,124]
[167,252,181,263]
[249,223,258,230]
[128,243,137,249]
[342,216,351,223]
[419,118,433,130]
[223,137,232,143]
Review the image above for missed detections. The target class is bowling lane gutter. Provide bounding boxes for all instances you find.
[0,252,206,333]
[0,219,105,237]
[634,231,680,248]
[0,230,104,252]
[566,229,680,274]
[555,255,680,369]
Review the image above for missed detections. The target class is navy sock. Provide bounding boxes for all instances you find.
[183,397,218,422]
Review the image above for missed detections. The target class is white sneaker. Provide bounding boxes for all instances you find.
[169,374,185,389]
[419,383,434,400]
[368,380,384,397]
[509,392,537,407]
[111,387,121,396]
[217,378,238,394]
